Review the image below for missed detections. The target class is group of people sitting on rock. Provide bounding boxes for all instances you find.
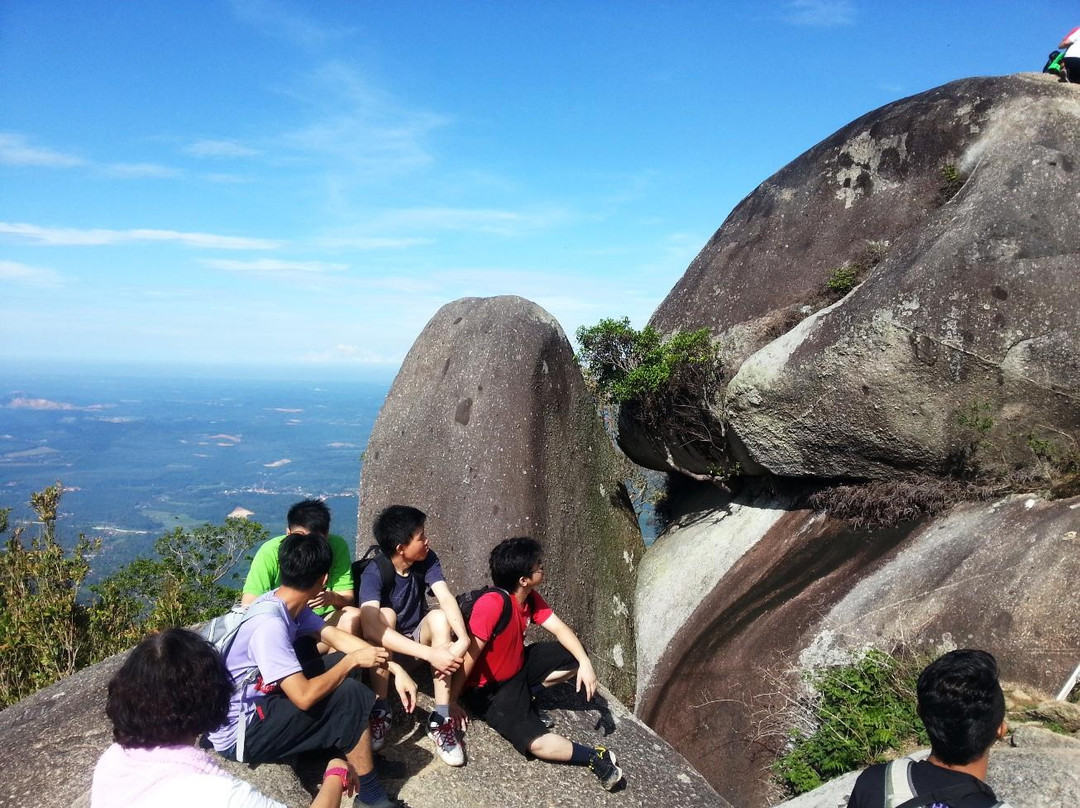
[91,500,623,808]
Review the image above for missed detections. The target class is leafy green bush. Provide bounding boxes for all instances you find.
[576,318,725,462]
[0,483,267,706]
[773,648,930,796]
[825,265,860,295]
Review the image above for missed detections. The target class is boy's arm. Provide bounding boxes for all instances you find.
[241,542,276,606]
[277,650,381,711]
[358,601,462,676]
[448,634,487,716]
[538,612,597,700]
[429,580,470,657]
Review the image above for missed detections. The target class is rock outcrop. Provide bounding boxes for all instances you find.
[625,73,1079,480]
[635,487,1080,808]
[0,649,728,808]
[358,295,643,703]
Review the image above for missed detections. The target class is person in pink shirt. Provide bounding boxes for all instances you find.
[91,627,351,808]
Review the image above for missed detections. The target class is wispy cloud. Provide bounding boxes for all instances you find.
[0,133,84,168]
[202,258,347,273]
[279,61,448,177]
[0,260,63,287]
[782,0,856,27]
[201,172,255,184]
[184,139,260,159]
[371,206,566,237]
[315,235,432,250]
[104,162,182,179]
[0,222,283,250]
[229,0,346,50]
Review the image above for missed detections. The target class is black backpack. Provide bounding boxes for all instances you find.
[1044,49,1067,78]
[456,587,514,643]
[351,544,395,606]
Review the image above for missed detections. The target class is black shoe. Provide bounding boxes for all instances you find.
[589,746,624,791]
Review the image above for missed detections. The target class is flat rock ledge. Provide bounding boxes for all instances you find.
[0,651,727,808]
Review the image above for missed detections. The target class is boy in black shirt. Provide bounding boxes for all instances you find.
[846,649,1011,808]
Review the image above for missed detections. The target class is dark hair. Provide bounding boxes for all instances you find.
[917,649,1006,765]
[372,505,426,557]
[287,498,331,536]
[279,531,333,589]
[106,628,232,748]
[489,536,543,592]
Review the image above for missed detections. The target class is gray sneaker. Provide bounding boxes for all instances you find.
[427,714,465,766]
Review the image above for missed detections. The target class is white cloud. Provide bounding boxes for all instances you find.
[0,260,63,286]
[0,133,84,168]
[229,0,345,50]
[782,0,856,27]
[202,258,347,273]
[279,61,448,177]
[372,206,566,237]
[201,172,255,184]
[0,222,284,250]
[315,235,432,250]
[184,139,260,159]
[104,162,182,179]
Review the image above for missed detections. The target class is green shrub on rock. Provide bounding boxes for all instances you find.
[773,648,930,796]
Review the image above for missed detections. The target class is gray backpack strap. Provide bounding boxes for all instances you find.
[885,758,916,808]
[229,599,280,763]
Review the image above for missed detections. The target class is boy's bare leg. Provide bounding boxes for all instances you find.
[366,607,397,702]
[418,609,453,706]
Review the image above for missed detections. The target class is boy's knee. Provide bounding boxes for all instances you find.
[336,606,362,635]
[423,608,450,643]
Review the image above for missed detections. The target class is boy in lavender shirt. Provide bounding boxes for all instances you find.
[209,532,414,808]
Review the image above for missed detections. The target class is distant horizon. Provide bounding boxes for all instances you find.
[0,356,401,385]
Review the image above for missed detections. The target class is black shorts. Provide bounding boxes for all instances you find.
[239,653,376,762]
[462,641,577,755]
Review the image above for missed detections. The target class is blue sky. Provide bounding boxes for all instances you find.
[0,1,1069,376]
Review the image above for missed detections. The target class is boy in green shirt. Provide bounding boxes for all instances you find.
[242,499,359,631]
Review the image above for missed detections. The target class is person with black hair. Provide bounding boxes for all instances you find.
[243,499,361,636]
[359,505,469,766]
[208,532,410,808]
[91,628,352,808]
[449,536,625,792]
[846,649,1012,808]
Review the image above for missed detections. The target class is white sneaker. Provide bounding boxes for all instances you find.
[427,715,465,766]
[370,710,390,753]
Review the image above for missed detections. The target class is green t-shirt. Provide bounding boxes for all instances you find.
[242,533,354,617]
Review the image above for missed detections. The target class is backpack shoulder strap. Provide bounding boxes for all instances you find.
[490,588,514,641]
[885,758,916,808]
[375,551,396,600]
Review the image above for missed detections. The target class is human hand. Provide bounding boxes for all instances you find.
[348,645,389,670]
[394,670,418,714]
[449,701,469,732]
[428,644,464,677]
[307,589,331,609]
[576,660,597,702]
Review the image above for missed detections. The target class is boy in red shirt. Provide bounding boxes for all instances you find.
[451,536,624,791]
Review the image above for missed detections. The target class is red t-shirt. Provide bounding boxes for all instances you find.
[466,589,553,688]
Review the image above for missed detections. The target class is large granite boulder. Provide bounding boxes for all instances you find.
[626,73,1080,480]
[635,487,1080,808]
[0,650,728,808]
[358,295,644,703]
